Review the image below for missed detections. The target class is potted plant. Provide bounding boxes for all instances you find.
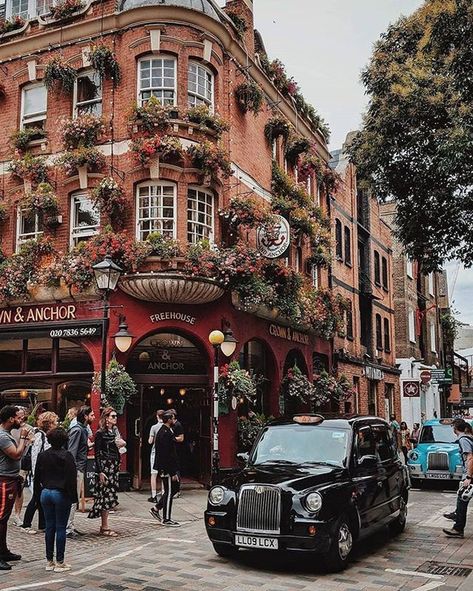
[131,134,183,178]
[313,371,355,406]
[9,154,50,189]
[128,96,170,135]
[0,16,25,36]
[218,361,263,413]
[61,114,105,150]
[49,0,84,20]
[91,177,128,226]
[20,182,60,224]
[88,44,121,85]
[285,136,311,165]
[186,104,229,137]
[280,364,324,406]
[234,81,264,115]
[219,195,276,232]
[264,116,290,143]
[187,141,233,182]
[57,147,106,188]
[145,232,181,259]
[10,127,47,152]
[43,56,76,94]
[93,358,137,414]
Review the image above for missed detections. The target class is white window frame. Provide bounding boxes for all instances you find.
[187,186,214,244]
[21,83,47,130]
[7,0,30,19]
[311,264,318,289]
[406,258,413,279]
[137,55,177,107]
[73,69,102,118]
[408,308,416,343]
[135,181,177,241]
[70,193,100,247]
[428,272,435,296]
[430,321,437,353]
[187,61,214,110]
[16,207,43,251]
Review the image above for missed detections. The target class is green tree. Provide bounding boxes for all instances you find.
[349,0,473,271]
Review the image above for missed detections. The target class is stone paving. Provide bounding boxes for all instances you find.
[2,486,473,591]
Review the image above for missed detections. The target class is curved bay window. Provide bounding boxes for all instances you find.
[188,61,214,109]
[187,187,214,243]
[136,182,176,241]
[138,56,176,106]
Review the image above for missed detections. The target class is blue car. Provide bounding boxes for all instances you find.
[407,419,467,486]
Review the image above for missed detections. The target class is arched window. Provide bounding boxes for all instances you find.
[187,187,214,243]
[335,219,342,259]
[375,314,383,351]
[70,192,100,247]
[188,61,214,109]
[136,182,176,241]
[138,56,177,106]
[344,226,351,264]
[374,251,381,285]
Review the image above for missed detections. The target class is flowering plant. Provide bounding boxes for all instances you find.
[0,16,24,35]
[57,147,105,174]
[219,361,264,405]
[301,287,349,340]
[234,81,264,115]
[10,154,49,184]
[91,177,128,225]
[285,136,311,165]
[297,152,323,184]
[128,97,170,135]
[0,203,7,224]
[280,364,326,406]
[313,371,354,405]
[131,134,184,165]
[264,116,290,143]
[187,141,233,180]
[219,195,276,232]
[62,115,105,150]
[49,0,84,20]
[94,358,137,414]
[321,168,341,193]
[10,127,47,152]
[20,182,60,219]
[43,57,76,94]
[186,105,229,137]
[89,44,121,84]
[145,232,181,259]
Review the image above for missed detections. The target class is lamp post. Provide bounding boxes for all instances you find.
[208,326,238,483]
[92,255,123,403]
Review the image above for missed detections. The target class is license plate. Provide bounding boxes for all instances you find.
[235,534,278,550]
[426,472,450,479]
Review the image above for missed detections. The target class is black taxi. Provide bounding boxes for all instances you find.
[205,415,410,571]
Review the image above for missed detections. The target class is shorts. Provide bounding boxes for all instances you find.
[150,451,158,475]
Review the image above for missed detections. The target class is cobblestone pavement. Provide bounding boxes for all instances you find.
[2,485,473,591]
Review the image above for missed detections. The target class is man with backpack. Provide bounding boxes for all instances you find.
[66,406,95,539]
[443,418,473,538]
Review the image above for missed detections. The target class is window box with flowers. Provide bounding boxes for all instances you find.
[47,0,85,21]
[10,128,48,153]
[88,44,121,85]
[57,147,105,189]
[91,177,128,228]
[264,116,290,143]
[20,183,60,228]
[128,97,170,135]
[139,233,186,273]
[10,154,50,191]
[187,141,233,183]
[131,135,184,179]
[62,115,105,150]
[234,81,264,115]
[186,105,229,138]
[0,16,27,40]
[27,263,70,303]
[44,57,77,94]
[218,361,264,414]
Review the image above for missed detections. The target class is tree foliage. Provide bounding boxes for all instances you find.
[349,0,473,271]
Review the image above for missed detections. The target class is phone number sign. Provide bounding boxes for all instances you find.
[49,324,102,339]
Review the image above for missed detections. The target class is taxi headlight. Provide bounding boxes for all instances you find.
[305,492,322,513]
[209,486,225,506]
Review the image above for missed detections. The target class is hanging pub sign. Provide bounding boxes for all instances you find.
[403,381,420,398]
[256,215,291,259]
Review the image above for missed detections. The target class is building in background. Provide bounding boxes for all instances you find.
[330,136,401,420]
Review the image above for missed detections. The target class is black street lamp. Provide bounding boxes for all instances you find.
[92,255,123,403]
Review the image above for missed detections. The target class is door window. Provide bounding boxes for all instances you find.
[355,426,376,460]
[371,425,396,462]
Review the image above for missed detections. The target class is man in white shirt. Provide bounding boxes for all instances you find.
[148,410,164,503]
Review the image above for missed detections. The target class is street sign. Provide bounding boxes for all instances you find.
[431,368,452,384]
[403,381,420,397]
[431,369,445,379]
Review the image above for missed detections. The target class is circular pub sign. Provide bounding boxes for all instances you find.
[256,215,291,259]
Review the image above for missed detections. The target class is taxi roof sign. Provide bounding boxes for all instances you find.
[293,414,324,424]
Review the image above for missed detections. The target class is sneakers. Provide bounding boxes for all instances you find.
[0,559,11,571]
[45,560,55,571]
[12,514,22,527]
[443,527,464,538]
[20,527,36,534]
[148,495,157,503]
[149,507,162,522]
[0,552,21,561]
[162,519,181,527]
[66,531,79,539]
[54,562,71,572]
[443,512,457,521]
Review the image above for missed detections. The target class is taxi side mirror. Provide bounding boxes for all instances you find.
[236,452,249,464]
[358,454,378,468]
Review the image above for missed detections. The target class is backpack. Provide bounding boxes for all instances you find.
[20,429,45,473]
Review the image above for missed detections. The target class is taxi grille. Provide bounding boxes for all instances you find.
[236,485,281,534]
[427,452,449,471]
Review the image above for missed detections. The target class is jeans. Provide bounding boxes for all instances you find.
[40,489,70,563]
[454,491,470,532]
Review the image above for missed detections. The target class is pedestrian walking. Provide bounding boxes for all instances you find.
[11,407,33,527]
[149,411,180,527]
[443,418,473,538]
[34,428,78,572]
[399,422,412,464]
[389,414,400,433]
[148,410,164,503]
[21,411,59,534]
[170,408,184,498]
[66,406,95,539]
[411,423,421,446]
[0,405,33,571]
[88,407,120,537]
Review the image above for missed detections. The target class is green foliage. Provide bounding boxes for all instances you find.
[145,232,181,258]
[237,414,272,452]
[234,81,264,115]
[89,44,121,84]
[186,105,229,137]
[348,0,473,270]
[226,11,248,39]
[440,309,460,347]
[94,358,137,415]
[219,361,264,405]
[128,97,170,135]
[10,128,47,152]
[20,183,59,219]
[264,116,291,143]
[9,154,49,184]
[43,57,77,94]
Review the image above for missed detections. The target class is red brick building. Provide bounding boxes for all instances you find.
[330,137,401,420]
[0,0,341,485]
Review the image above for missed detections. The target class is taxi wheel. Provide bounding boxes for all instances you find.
[389,496,407,536]
[213,543,237,558]
[322,516,353,572]
[410,478,422,489]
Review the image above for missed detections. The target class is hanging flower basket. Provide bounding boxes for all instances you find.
[187,141,233,181]
[264,116,290,143]
[89,44,121,85]
[280,364,327,407]
[235,81,264,115]
[10,128,47,152]
[313,371,355,405]
[131,134,184,166]
[62,115,105,150]
[57,147,106,178]
[44,57,77,94]
[91,177,128,226]
[49,0,85,20]
[219,361,264,408]
[20,183,60,220]
[186,105,229,137]
[9,154,50,185]
[285,136,311,165]
[128,97,170,135]
[93,358,137,414]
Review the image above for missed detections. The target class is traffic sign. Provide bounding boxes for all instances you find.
[420,370,431,384]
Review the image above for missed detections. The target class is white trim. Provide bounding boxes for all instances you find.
[73,69,102,118]
[135,180,177,241]
[430,321,437,353]
[408,308,416,343]
[406,258,413,279]
[137,54,177,107]
[187,185,214,244]
[230,163,272,202]
[69,192,100,248]
[187,60,214,110]
[16,206,43,251]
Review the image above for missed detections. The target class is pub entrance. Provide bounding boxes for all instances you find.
[126,331,211,488]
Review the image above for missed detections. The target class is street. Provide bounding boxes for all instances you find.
[3,486,473,591]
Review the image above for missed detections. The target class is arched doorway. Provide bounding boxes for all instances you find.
[282,349,309,416]
[126,331,210,487]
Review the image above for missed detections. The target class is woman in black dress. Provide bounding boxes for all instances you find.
[88,407,120,536]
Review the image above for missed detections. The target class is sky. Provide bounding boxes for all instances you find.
[218,0,473,325]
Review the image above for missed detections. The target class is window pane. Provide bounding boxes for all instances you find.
[26,338,52,372]
[0,340,23,372]
[57,339,94,373]
[71,194,99,246]
[187,61,213,109]
[137,184,175,240]
[187,188,214,243]
[24,85,47,117]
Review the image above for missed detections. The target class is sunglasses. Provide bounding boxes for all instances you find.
[109,414,117,418]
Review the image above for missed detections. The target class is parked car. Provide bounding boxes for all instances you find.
[205,414,410,571]
[407,418,470,486]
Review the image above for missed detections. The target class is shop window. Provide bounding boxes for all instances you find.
[382,256,388,290]
[26,338,52,372]
[335,219,342,259]
[0,340,23,373]
[374,251,381,285]
[74,70,102,117]
[70,193,100,247]
[187,187,214,244]
[375,314,382,351]
[384,318,391,352]
[57,340,94,373]
[344,226,351,265]
[21,83,47,130]
[188,61,214,109]
[138,56,176,106]
[136,182,176,241]
[16,208,43,251]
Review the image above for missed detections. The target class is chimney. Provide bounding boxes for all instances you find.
[225,0,255,55]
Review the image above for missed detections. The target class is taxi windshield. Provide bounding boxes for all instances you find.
[250,425,350,467]
[419,424,457,444]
